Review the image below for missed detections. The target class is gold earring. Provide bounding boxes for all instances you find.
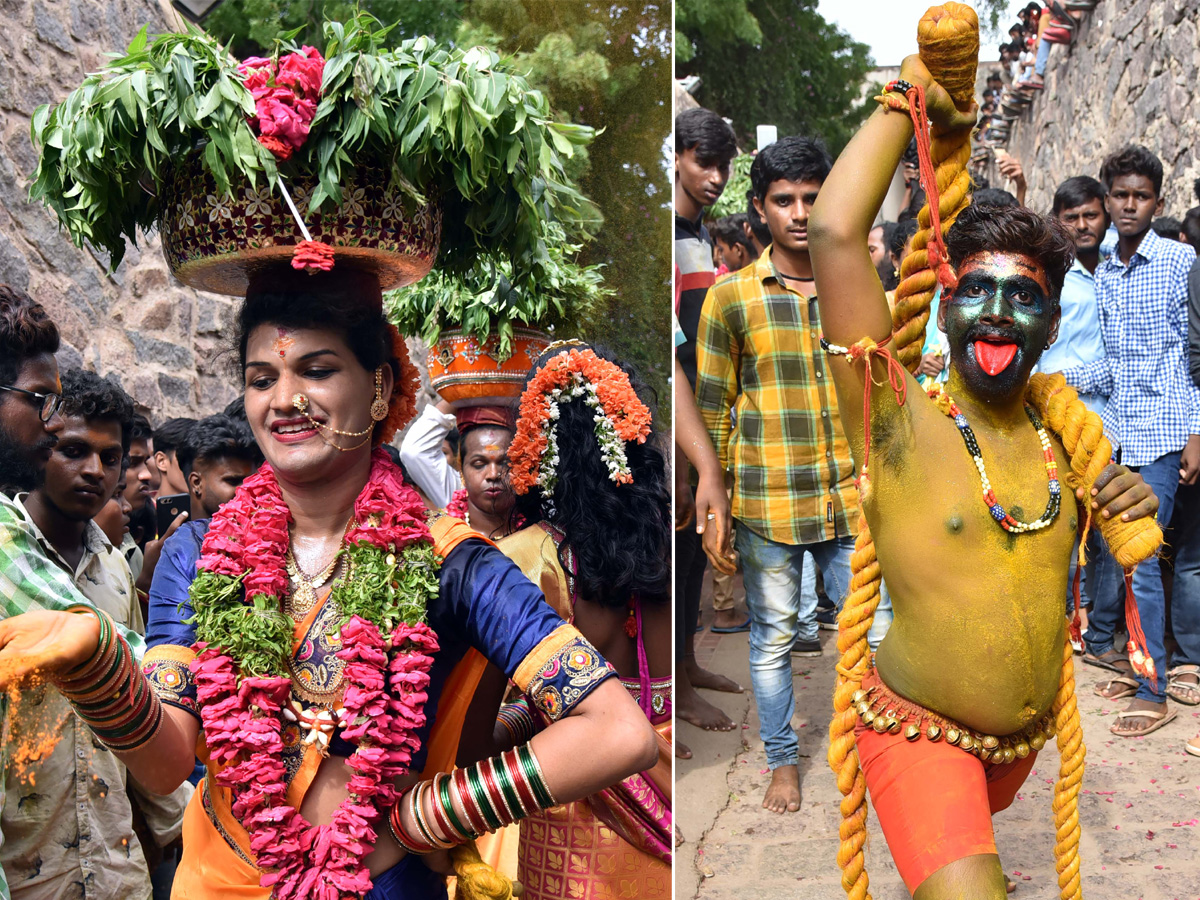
[369,368,388,422]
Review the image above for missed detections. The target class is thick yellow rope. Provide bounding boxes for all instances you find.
[1051,635,1084,900]
[451,842,520,900]
[891,2,978,369]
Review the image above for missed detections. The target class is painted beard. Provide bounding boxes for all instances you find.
[0,426,51,497]
[948,320,1039,399]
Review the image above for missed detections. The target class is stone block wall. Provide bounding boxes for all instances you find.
[1007,0,1200,217]
[1,0,244,419]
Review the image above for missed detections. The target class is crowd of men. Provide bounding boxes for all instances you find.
[674,100,1200,818]
[0,282,264,899]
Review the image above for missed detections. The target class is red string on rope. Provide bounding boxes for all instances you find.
[1123,570,1158,690]
[846,338,908,495]
[902,84,958,292]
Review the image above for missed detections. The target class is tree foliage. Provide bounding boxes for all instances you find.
[676,0,875,154]
[674,0,761,64]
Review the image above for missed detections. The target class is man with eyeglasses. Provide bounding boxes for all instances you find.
[0,284,147,900]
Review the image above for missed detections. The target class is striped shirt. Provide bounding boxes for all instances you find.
[694,247,858,545]
[1063,228,1200,466]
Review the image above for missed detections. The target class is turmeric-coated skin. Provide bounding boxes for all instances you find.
[809,48,1158,900]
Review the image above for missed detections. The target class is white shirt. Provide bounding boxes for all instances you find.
[398,403,462,509]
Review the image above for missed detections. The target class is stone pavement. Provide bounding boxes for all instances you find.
[677,591,1200,900]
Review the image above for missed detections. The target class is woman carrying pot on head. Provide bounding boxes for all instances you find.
[0,271,658,900]
[460,342,672,900]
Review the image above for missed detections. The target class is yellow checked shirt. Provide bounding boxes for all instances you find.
[694,247,859,546]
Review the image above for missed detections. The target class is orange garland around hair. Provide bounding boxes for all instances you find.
[378,323,420,445]
[508,348,652,496]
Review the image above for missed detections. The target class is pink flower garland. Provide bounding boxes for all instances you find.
[445,488,470,520]
[192,450,437,898]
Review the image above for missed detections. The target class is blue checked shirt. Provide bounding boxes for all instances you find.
[1063,228,1200,466]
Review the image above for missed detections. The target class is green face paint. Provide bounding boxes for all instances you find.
[942,253,1057,398]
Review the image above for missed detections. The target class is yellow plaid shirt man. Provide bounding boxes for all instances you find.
[694,246,858,544]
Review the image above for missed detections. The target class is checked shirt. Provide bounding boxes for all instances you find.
[1063,228,1200,467]
[694,246,857,546]
[0,494,148,900]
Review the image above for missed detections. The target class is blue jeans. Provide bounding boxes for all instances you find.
[737,523,893,769]
[1084,451,1180,703]
[1035,32,1052,76]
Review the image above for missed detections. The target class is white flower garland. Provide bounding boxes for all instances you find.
[535,373,632,497]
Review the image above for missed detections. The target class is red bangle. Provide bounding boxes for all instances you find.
[480,757,515,824]
[453,767,490,836]
[503,748,539,815]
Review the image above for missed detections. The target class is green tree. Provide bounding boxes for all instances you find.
[454,1,671,408]
[674,0,761,64]
[676,0,874,154]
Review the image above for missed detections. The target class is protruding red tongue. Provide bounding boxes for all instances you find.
[974,341,1017,376]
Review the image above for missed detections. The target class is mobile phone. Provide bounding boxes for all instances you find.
[156,494,189,539]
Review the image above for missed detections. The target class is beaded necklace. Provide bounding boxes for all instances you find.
[928,386,1061,534]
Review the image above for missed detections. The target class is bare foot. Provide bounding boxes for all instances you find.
[677,672,736,731]
[685,658,744,693]
[675,739,693,759]
[762,764,800,814]
[1006,876,1016,893]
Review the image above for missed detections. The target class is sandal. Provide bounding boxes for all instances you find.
[1082,648,1128,673]
[1186,735,1200,758]
[1167,664,1200,706]
[1110,706,1177,737]
[1094,675,1139,700]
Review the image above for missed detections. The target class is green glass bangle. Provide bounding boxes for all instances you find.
[465,764,504,831]
[492,754,526,820]
[438,773,475,840]
[60,605,111,680]
[518,744,555,809]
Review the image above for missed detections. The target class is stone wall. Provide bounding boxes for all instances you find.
[0,0,242,418]
[1007,0,1200,216]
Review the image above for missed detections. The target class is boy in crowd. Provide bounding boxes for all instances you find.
[120,412,159,579]
[711,214,757,273]
[3,368,152,900]
[695,136,890,813]
[152,417,196,497]
[674,107,746,735]
[1064,145,1200,739]
[175,414,259,521]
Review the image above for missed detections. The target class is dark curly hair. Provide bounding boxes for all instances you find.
[177,414,260,478]
[58,368,135,455]
[513,345,670,609]
[946,203,1076,303]
[1100,144,1163,196]
[129,412,153,443]
[0,284,60,387]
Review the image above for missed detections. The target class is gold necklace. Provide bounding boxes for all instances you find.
[285,548,342,617]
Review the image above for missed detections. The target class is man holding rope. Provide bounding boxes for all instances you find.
[808,31,1161,900]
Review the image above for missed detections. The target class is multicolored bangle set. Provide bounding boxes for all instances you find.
[54,605,163,751]
[389,743,556,854]
[495,698,537,746]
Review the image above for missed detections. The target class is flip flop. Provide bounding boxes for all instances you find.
[1082,649,1126,673]
[1094,675,1139,700]
[1186,736,1200,758]
[1110,706,1177,737]
[711,617,752,634]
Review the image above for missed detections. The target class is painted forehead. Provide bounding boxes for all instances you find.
[957,252,1050,294]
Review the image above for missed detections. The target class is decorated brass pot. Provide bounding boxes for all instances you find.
[158,153,442,296]
[429,327,552,408]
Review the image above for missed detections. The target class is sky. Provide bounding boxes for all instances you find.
[816,0,1027,66]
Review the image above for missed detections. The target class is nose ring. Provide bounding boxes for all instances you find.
[293,393,308,413]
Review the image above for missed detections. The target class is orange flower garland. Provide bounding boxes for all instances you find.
[509,348,652,496]
[378,324,420,445]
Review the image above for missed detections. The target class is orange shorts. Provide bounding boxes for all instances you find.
[854,710,1038,893]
